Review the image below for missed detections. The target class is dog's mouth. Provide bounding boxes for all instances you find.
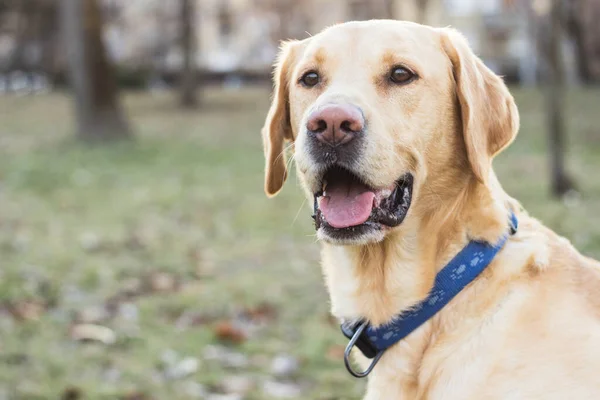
[313,166,413,242]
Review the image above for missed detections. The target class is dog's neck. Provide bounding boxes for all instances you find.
[320,172,512,326]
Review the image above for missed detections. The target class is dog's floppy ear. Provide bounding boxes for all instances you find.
[441,28,519,185]
[262,41,299,197]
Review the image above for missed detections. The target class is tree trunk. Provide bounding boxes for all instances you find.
[565,0,593,82]
[5,0,29,90]
[37,1,58,77]
[179,0,198,108]
[545,0,576,197]
[384,0,396,19]
[416,0,430,24]
[60,0,131,142]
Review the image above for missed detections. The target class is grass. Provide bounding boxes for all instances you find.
[0,86,598,399]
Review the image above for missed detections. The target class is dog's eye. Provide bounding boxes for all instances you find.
[389,66,415,84]
[300,71,320,87]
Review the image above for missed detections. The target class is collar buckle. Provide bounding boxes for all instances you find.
[337,212,518,379]
[341,321,385,378]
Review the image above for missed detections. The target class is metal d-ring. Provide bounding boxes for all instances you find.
[343,321,385,378]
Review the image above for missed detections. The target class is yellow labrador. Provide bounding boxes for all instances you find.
[261,20,600,399]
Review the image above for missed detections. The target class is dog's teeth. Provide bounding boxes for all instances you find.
[322,180,328,191]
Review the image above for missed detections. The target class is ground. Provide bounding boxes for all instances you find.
[0,87,599,400]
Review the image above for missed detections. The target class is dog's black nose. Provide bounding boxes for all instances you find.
[306,104,364,147]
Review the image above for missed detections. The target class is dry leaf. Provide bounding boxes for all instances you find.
[214,321,247,344]
[61,387,82,400]
[120,392,150,400]
[9,300,45,321]
[70,323,117,345]
[326,345,345,361]
[243,302,277,323]
[148,272,178,293]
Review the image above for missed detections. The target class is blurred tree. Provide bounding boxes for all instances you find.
[565,0,600,83]
[2,0,27,78]
[179,0,199,108]
[37,1,61,80]
[565,0,592,82]
[271,0,305,39]
[540,0,576,196]
[0,0,62,86]
[384,0,396,19]
[416,0,430,24]
[60,0,132,142]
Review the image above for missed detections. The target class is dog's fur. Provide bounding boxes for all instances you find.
[261,21,600,399]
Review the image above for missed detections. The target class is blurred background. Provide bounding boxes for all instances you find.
[0,0,598,399]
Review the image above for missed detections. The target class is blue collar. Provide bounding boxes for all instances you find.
[340,213,518,378]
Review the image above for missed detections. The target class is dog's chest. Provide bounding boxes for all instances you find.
[321,246,362,320]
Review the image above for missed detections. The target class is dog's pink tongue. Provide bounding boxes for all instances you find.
[320,183,375,229]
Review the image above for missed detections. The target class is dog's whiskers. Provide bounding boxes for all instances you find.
[285,153,296,173]
[291,198,307,226]
[274,141,296,165]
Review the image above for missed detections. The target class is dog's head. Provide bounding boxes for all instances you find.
[262,21,519,245]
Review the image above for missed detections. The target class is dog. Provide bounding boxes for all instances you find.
[261,20,600,399]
